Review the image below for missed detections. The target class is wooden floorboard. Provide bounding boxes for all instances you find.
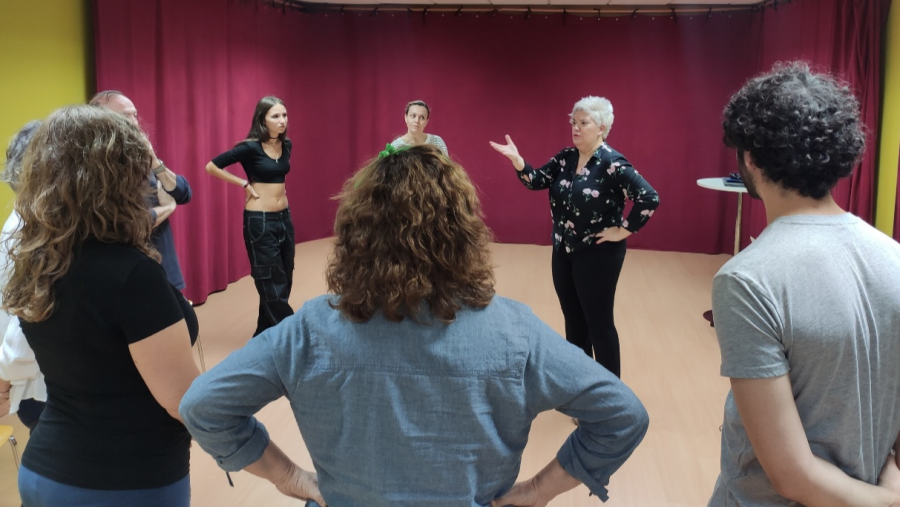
[0,239,732,507]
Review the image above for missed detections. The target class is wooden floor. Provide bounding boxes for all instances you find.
[0,239,731,507]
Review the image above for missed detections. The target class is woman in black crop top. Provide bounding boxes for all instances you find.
[206,96,295,336]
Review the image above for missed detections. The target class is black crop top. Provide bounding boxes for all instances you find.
[210,139,292,184]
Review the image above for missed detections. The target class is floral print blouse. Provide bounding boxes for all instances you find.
[518,143,659,253]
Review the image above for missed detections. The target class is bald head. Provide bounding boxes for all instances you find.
[89,90,139,125]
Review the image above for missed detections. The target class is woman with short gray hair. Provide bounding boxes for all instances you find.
[572,96,616,140]
[1,121,42,191]
[490,96,659,378]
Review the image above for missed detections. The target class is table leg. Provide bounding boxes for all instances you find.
[704,191,745,327]
[734,193,743,256]
[705,193,745,327]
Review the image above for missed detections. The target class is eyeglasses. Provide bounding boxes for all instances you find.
[569,119,595,128]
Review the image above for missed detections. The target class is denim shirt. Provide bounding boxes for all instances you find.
[180,295,648,506]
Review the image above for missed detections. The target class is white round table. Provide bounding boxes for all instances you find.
[697,177,747,256]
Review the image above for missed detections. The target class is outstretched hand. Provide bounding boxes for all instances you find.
[489,135,525,170]
[489,135,520,159]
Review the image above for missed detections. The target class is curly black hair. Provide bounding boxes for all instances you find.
[722,61,866,199]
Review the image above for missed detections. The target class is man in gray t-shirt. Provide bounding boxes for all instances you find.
[709,62,900,507]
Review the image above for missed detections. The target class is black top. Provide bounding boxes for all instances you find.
[20,240,199,490]
[211,139,292,184]
[518,143,660,253]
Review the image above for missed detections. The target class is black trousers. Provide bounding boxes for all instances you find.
[243,208,296,337]
[551,240,627,377]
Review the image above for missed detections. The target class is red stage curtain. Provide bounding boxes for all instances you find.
[738,0,891,247]
[93,0,887,303]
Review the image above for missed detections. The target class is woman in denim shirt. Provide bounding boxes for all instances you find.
[180,145,649,507]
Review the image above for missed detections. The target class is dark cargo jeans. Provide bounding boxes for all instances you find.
[243,208,295,336]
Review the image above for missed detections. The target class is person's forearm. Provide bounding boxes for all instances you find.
[533,458,582,501]
[156,167,179,191]
[206,162,247,187]
[244,440,301,485]
[150,155,177,192]
[152,203,176,227]
[784,456,899,507]
[512,155,525,172]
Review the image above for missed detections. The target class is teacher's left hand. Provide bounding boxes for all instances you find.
[594,226,632,244]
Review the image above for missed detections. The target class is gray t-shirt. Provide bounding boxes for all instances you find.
[708,213,900,507]
[390,133,448,156]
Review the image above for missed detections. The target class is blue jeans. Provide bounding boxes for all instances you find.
[19,466,190,507]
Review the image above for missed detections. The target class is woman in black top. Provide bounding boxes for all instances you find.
[2,106,200,507]
[206,96,295,336]
[490,96,659,378]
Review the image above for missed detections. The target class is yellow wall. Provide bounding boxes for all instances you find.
[877,0,900,235]
[0,0,92,221]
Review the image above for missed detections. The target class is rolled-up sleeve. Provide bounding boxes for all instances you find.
[524,317,649,500]
[179,330,289,472]
[166,175,192,205]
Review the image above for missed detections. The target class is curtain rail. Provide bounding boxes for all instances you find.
[250,0,789,16]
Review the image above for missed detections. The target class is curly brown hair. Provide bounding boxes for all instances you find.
[2,105,158,322]
[326,145,495,324]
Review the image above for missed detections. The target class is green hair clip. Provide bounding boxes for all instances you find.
[353,144,411,189]
[378,143,410,159]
